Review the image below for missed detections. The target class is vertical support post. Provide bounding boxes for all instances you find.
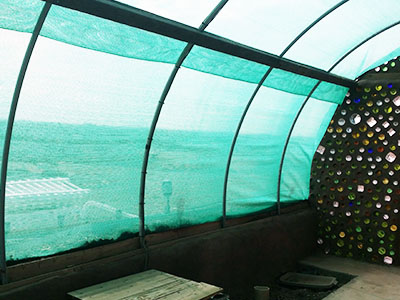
[138,0,229,260]
[222,67,272,227]
[276,19,400,214]
[222,0,349,224]
[276,82,321,214]
[0,2,52,284]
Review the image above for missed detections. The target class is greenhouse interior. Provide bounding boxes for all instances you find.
[2,0,400,299]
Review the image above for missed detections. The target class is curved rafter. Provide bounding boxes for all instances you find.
[0,1,398,282]
[43,0,354,88]
[222,0,349,226]
[0,3,52,284]
[276,19,400,213]
[138,0,229,250]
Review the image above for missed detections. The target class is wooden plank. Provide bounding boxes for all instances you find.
[88,274,184,300]
[0,249,142,294]
[99,277,187,300]
[70,271,195,300]
[142,281,221,300]
[7,202,307,284]
[69,270,163,299]
[7,202,308,285]
[7,238,140,282]
[146,222,220,246]
[68,270,222,300]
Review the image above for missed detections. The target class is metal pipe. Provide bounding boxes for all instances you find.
[0,2,52,284]
[222,1,348,225]
[276,82,321,215]
[221,67,272,227]
[139,0,229,253]
[43,0,355,88]
[331,20,400,72]
[276,20,400,213]
[281,0,349,57]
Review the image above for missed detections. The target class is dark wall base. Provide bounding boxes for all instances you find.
[0,208,317,300]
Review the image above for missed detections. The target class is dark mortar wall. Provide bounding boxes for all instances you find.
[0,208,317,300]
[310,56,400,265]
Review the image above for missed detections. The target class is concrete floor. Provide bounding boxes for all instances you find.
[301,254,400,300]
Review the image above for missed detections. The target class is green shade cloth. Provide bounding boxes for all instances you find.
[1,1,349,102]
[227,87,306,217]
[2,0,397,262]
[281,96,338,201]
[0,0,44,33]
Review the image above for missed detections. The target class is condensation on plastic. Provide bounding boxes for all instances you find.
[284,0,400,71]
[280,93,340,202]
[5,32,175,260]
[145,67,257,231]
[227,87,306,217]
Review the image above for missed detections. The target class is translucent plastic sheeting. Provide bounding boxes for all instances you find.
[206,0,340,56]
[332,24,400,79]
[0,29,31,197]
[0,0,357,261]
[280,94,340,202]
[183,46,347,104]
[5,32,174,260]
[284,0,400,72]
[145,68,257,231]
[227,87,306,217]
[1,2,349,104]
[0,0,44,33]
[117,0,220,27]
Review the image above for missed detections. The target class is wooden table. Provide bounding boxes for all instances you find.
[68,269,223,300]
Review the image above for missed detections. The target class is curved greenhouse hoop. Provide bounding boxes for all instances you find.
[0,2,52,284]
[222,0,349,225]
